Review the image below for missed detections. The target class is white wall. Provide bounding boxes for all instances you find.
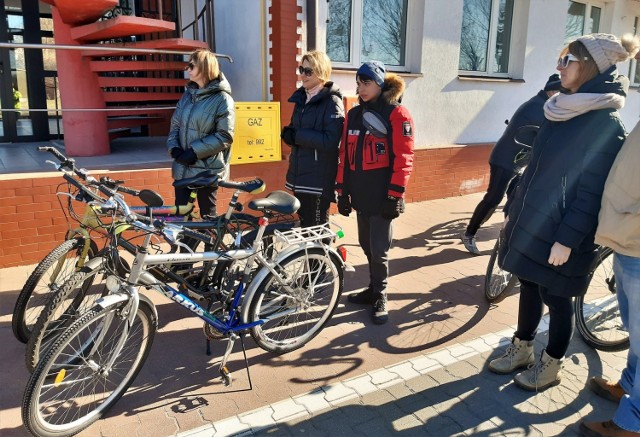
[211,0,269,101]
[328,0,640,149]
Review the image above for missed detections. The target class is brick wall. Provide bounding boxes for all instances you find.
[0,145,491,268]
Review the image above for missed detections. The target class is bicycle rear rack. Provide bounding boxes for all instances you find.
[273,223,337,245]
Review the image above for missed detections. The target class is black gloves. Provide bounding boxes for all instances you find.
[175,148,198,166]
[381,196,404,220]
[169,147,183,159]
[281,126,297,146]
[337,196,352,217]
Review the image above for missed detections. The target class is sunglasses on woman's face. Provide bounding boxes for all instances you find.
[185,62,195,71]
[298,66,314,77]
[557,53,588,69]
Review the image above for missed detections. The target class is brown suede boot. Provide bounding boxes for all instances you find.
[589,377,626,403]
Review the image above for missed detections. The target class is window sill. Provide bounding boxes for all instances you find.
[457,75,525,83]
[333,68,423,78]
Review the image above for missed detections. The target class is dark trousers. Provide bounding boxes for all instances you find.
[514,278,575,359]
[357,212,393,297]
[295,192,330,228]
[175,185,218,218]
[466,164,517,236]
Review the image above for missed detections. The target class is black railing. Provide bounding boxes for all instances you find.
[181,0,216,50]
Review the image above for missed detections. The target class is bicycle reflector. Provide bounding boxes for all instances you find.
[337,245,348,263]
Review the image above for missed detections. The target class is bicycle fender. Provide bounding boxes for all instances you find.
[240,243,344,323]
[95,292,158,322]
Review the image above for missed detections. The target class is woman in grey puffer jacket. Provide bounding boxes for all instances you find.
[167,49,235,217]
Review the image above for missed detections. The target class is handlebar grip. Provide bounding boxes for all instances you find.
[116,185,141,196]
[62,174,103,202]
[38,146,66,161]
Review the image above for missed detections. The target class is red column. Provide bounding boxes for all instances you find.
[52,8,109,156]
[269,1,302,139]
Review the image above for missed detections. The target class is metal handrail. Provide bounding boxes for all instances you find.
[0,42,233,62]
[0,107,176,113]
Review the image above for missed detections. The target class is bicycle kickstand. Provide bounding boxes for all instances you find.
[218,333,253,389]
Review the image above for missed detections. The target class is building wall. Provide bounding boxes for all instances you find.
[0,144,491,268]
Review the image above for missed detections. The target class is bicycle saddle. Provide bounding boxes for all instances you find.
[248,190,300,215]
[173,170,218,189]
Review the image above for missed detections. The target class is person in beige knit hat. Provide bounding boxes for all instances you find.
[488,33,639,398]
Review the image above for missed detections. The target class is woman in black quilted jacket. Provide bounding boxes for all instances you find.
[281,50,345,227]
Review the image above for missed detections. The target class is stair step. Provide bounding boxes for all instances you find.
[98,76,187,88]
[82,38,208,57]
[108,115,165,129]
[55,0,119,26]
[71,16,175,42]
[91,60,187,72]
[103,92,183,103]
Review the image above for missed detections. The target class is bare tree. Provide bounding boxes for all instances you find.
[362,0,407,65]
[459,0,492,71]
[327,0,353,62]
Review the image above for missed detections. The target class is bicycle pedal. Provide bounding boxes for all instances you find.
[220,366,232,386]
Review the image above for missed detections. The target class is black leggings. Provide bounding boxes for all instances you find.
[466,164,517,236]
[294,192,330,228]
[514,278,575,359]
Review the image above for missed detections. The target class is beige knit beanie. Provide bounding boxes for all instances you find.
[576,33,640,73]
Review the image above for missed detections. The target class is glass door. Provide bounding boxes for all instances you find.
[0,0,52,142]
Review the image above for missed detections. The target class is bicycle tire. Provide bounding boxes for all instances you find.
[22,298,156,437]
[12,237,98,343]
[575,247,629,352]
[248,248,343,354]
[25,261,109,373]
[484,236,518,303]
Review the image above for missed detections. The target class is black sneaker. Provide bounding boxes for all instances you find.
[372,295,388,325]
[348,287,375,304]
[460,232,481,255]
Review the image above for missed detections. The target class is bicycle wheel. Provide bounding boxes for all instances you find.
[575,248,629,352]
[248,248,343,354]
[26,261,110,373]
[484,234,518,302]
[12,237,97,343]
[22,298,156,437]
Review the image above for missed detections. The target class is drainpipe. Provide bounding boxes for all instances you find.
[306,0,316,50]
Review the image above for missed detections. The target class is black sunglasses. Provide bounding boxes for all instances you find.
[185,62,195,71]
[298,66,314,77]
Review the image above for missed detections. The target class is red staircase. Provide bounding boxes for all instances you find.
[50,0,208,149]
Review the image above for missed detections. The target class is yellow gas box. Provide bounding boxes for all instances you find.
[232,102,281,164]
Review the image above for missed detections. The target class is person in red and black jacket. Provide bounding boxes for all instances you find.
[336,61,414,325]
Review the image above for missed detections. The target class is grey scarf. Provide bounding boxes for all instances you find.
[543,92,625,121]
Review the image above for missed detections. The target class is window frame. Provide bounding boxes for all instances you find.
[564,0,605,43]
[321,0,415,73]
[457,0,516,79]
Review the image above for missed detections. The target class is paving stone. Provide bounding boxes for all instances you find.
[342,374,378,397]
[321,382,358,404]
[386,361,421,381]
[211,416,250,436]
[269,398,308,422]
[292,389,332,414]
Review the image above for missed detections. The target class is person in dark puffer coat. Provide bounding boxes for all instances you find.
[281,50,345,227]
[488,33,640,393]
[460,74,562,255]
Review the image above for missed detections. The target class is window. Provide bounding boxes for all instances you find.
[326,0,409,68]
[458,0,515,76]
[565,1,601,42]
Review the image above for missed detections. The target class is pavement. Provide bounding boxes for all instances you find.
[0,177,628,436]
